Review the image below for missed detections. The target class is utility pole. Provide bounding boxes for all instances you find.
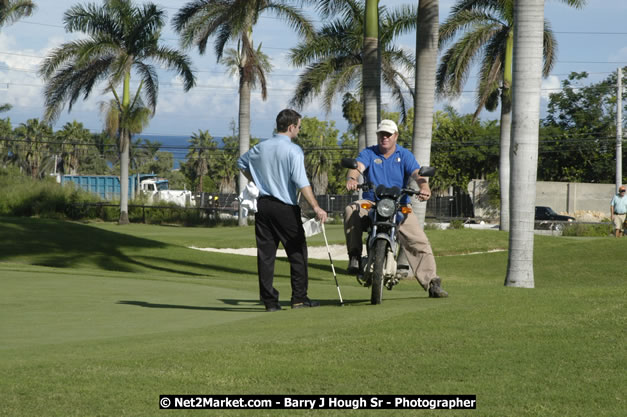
[618,67,623,191]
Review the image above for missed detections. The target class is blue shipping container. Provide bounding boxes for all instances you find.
[59,174,155,201]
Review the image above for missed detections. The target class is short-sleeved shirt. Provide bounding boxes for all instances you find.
[611,194,627,214]
[356,144,420,203]
[237,135,310,206]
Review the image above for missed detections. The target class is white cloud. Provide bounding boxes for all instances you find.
[541,75,561,103]
[610,46,627,62]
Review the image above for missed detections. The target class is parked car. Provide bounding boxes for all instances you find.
[535,206,575,231]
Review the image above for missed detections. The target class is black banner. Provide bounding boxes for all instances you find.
[159,395,476,410]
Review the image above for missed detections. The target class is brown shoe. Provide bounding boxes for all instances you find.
[428,277,448,298]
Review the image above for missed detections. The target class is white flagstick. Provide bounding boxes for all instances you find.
[321,222,344,305]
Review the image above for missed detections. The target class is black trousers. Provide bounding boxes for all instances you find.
[255,196,309,307]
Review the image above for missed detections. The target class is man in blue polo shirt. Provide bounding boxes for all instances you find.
[238,109,328,311]
[344,119,448,298]
[610,185,627,238]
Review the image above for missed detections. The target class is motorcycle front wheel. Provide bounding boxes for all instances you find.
[371,239,387,304]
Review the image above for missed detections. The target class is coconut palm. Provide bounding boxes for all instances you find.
[186,129,215,192]
[437,0,586,230]
[56,121,91,175]
[101,82,152,183]
[289,0,416,150]
[14,118,54,179]
[210,135,239,194]
[39,0,195,224]
[504,0,545,288]
[173,0,313,226]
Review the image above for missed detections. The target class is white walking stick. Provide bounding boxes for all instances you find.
[321,222,344,306]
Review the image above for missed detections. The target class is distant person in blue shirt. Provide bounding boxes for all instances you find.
[238,109,328,312]
[344,119,447,298]
[610,185,627,238]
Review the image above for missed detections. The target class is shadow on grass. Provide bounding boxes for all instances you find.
[0,217,253,276]
[117,298,367,312]
[0,217,164,271]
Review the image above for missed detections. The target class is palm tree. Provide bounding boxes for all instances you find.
[211,134,239,194]
[0,117,12,167]
[363,0,380,148]
[186,129,215,192]
[411,0,439,227]
[504,0,545,288]
[437,0,586,230]
[289,0,416,150]
[130,137,161,172]
[173,0,313,226]
[100,82,152,174]
[56,121,91,175]
[40,0,195,224]
[14,118,54,179]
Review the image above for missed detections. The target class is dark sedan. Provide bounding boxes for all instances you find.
[535,206,575,231]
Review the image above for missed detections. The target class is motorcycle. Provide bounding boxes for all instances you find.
[341,158,435,304]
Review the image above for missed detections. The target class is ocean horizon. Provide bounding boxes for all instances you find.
[140,134,223,169]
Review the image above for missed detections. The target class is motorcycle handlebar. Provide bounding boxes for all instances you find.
[355,183,428,199]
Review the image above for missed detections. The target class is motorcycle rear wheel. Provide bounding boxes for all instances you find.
[371,240,387,304]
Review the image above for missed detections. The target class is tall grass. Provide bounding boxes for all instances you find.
[0,168,101,219]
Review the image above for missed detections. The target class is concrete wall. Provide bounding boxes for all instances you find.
[536,181,615,214]
[469,180,617,218]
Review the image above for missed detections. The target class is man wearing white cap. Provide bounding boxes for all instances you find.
[343,119,448,298]
[610,185,627,237]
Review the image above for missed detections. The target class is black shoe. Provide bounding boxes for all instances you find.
[428,277,448,298]
[291,299,320,309]
[265,305,282,312]
[347,256,360,274]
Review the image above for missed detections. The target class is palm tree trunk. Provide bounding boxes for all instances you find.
[505,0,545,288]
[119,130,130,225]
[363,0,379,148]
[358,123,366,152]
[498,90,512,231]
[238,77,251,226]
[499,29,514,231]
[411,0,439,227]
[119,71,131,225]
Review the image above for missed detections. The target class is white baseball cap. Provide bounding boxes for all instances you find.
[376,119,398,134]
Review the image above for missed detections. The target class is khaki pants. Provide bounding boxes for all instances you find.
[344,200,438,290]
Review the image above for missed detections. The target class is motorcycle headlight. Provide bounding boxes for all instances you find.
[377,198,395,217]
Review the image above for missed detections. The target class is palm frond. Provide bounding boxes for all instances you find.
[437,22,503,97]
[542,19,557,77]
[0,0,36,27]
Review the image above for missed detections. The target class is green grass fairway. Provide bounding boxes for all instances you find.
[0,217,624,416]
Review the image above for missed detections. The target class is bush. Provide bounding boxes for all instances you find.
[0,169,101,219]
[448,219,465,229]
[562,222,613,237]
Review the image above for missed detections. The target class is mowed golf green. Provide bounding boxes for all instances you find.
[0,217,624,416]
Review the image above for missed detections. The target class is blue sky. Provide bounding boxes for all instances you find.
[0,0,625,139]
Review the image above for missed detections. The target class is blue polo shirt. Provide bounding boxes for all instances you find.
[611,193,627,214]
[356,144,420,202]
[237,135,310,206]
